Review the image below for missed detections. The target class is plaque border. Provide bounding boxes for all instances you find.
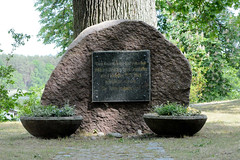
[92,50,151,102]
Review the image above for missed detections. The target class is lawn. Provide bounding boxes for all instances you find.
[160,99,240,160]
[0,99,239,160]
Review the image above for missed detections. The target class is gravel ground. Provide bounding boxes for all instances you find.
[53,139,173,160]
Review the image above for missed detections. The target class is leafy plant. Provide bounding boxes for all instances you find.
[17,86,43,117]
[34,0,73,56]
[0,29,30,121]
[153,102,201,116]
[20,103,76,117]
[156,3,240,102]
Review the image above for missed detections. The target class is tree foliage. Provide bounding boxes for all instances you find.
[0,54,60,90]
[34,0,73,56]
[156,0,240,102]
[0,30,30,121]
[156,0,240,37]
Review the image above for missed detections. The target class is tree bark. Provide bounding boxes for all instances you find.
[73,0,157,38]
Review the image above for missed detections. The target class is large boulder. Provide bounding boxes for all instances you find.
[41,20,192,133]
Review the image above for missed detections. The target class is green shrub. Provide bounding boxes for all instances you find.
[153,102,201,116]
[16,86,43,118]
[0,29,30,121]
[20,103,76,117]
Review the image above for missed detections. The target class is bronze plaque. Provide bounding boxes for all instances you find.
[92,50,150,102]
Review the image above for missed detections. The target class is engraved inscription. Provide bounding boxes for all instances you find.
[92,50,150,102]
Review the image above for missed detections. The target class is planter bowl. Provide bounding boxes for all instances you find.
[143,113,207,137]
[20,116,83,139]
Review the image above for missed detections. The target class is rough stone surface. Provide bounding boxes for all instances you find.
[97,132,105,137]
[41,20,192,134]
[107,132,123,138]
[137,129,143,135]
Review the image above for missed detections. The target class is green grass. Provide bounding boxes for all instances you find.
[0,122,167,160]
[160,99,240,160]
[0,99,240,160]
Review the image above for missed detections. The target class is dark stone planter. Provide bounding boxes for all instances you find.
[20,116,83,139]
[143,113,207,137]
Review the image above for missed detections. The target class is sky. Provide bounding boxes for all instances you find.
[0,0,59,56]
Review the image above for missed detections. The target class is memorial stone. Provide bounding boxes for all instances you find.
[41,20,192,133]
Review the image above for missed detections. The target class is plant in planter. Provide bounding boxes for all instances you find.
[20,104,83,139]
[143,102,207,137]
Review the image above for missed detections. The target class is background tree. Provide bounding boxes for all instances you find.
[0,54,60,90]
[0,30,30,121]
[156,0,240,102]
[35,0,157,56]
[72,0,157,38]
[34,0,73,56]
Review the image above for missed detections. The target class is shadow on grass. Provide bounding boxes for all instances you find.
[202,121,240,137]
[128,133,201,140]
[0,133,34,142]
[191,99,240,114]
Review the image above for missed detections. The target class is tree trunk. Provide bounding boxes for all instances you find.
[73,0,157,38]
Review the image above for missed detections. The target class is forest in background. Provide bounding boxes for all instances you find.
[0,54,60,90]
